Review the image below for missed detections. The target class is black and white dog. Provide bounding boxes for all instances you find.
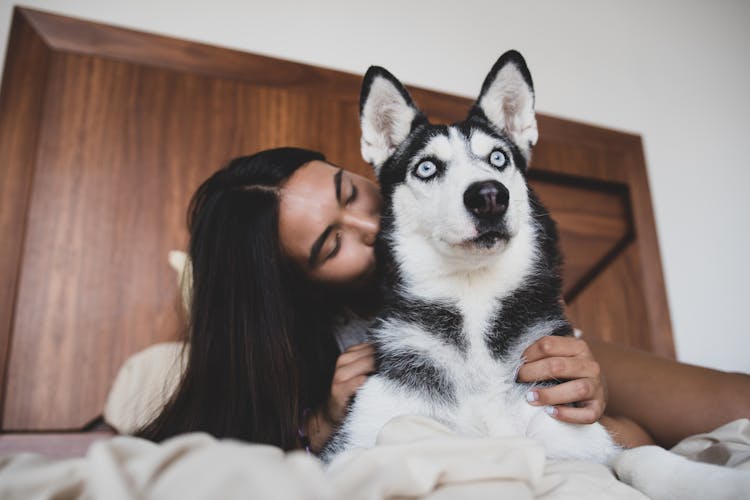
[323,51,617,464]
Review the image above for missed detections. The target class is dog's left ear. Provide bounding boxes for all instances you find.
[360,66,424,173]
[472,50,538,161]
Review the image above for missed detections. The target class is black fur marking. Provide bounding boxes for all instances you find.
[386,298,465,352]
[487,284,571,360]
[485,189,572,359]
[377,124,450,194]
[366,292,463,404]
[374,342,457,404]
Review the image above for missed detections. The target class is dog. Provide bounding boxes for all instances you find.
[321,51,617,464]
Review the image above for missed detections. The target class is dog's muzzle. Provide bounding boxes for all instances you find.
[464,181,509,220]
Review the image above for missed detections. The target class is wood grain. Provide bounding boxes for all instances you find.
[531,179,631,301]
[566,243,654,350]
[0,9,53,428]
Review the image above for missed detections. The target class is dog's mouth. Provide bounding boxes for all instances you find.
[469,231,507,249]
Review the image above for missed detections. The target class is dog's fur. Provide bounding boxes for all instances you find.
[322,51,617,464]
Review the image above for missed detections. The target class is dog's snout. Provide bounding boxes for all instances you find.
[463,181,509,219]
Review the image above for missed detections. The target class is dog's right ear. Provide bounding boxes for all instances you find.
[360,66,423,173]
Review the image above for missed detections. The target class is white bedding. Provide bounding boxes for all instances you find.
[3,415,749,499]
[1,414,648,500]
[6,336,750,499]
[614,418,750,500]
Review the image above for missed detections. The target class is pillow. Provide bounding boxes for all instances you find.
[103,250,191,433]
[103,341,186,434]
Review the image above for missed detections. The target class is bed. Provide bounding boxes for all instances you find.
[0,4,673,459]
[3,8,750,500]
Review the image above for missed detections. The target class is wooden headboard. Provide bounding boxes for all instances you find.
[0,7,673,432]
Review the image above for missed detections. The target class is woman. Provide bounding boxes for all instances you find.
[137,147,749,453]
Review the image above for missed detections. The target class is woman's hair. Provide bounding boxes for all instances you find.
[137,148,340,450]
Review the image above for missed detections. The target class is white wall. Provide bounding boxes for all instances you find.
[1,0,748,372]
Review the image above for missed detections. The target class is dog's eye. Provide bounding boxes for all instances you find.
[489,150,507,169]
[414,160,438,180]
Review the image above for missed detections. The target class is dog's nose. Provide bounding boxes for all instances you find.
[463,181,509,219]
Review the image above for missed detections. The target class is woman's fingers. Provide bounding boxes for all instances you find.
[526,378,605,424]
[345,374,369,394]
[526,378,599,407]
[327,343,376,424]
[335,343,375,368]
[518,336,608,423]
[518,355,601,382]
[545,403,603,425]
[333,344,375,385]
[334,356,376,383]
[344,342,373,353]
[522,336,590,363]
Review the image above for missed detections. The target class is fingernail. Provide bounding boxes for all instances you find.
[526,391,539,403]
[545,406,557,417]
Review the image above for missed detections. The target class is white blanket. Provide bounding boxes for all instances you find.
[3,416,750,500]
[613,418,750,500]
[1,415,646,500]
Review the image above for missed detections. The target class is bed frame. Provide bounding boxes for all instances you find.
[0,7,673,439]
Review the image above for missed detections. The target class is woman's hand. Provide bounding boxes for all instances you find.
[325,342,376,425]
[517,335,606,424]
[306,342,375,452]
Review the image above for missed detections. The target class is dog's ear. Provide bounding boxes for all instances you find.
[472,51,537,161]
[360,66,423,173]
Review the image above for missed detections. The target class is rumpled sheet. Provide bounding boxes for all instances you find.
[4,416,750,500]
[613,418,750,500]
[1,415,645,500]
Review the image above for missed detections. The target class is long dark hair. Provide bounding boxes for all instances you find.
[137,148,340,450]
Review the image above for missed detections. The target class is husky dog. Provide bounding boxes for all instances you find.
[322,51,617,464]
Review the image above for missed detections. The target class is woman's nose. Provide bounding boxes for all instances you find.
[343,211,380,245]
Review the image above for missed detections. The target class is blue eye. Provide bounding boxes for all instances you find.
[415,160,438,179]
[489,149,507,169]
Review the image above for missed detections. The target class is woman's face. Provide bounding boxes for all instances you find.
[278,160,382,288]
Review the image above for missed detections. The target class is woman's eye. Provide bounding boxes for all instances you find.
[346,183,358,205]
[414,160,438,180]
[326,232,342,261]
[489,149,507,169]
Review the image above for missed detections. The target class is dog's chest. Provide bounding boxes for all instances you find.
[438,299,529,437]
[442,343,528,438]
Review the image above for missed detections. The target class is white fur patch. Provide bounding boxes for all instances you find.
[469,129,513,160]
[361,76,418,171]
[478,63,538,159]
[410,134,453,166]
[327,374,436,453]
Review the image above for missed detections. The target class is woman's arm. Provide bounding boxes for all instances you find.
[588,338,750,448]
